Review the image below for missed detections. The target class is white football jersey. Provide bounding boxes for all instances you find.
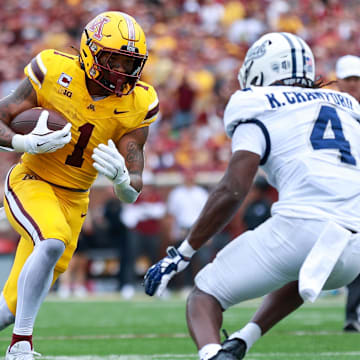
[224,85,360,231]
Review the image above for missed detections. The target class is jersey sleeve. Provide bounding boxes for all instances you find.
[24,50,54,91]
[224,88,273,137]
[136,83,160,129]
[231,123,267,158]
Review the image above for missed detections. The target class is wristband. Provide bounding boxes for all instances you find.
[178,239,196,258]
[114,177,140,203]
[11,134,26,153]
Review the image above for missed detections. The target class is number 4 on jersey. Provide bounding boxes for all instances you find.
[310,105,356,165]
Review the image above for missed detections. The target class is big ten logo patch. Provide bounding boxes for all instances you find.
[57,73,73,98]
[57,87,73,98]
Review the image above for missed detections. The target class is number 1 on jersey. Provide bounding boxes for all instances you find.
[310,105,356,165]
[66,123,94,167]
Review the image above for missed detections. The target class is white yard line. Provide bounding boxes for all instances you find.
[0,333,188,342]
[40,352,360,360]
[0,330,348,342]
[246,352,360,358]
[43,356,195,360]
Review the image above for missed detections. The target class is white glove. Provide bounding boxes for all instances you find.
[12,110,72,154]
[92,139,130,185]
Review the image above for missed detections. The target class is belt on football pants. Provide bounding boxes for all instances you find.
[45,180,89,193]
[299,221,353,303]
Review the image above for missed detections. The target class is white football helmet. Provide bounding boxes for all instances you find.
[238,32,315,89]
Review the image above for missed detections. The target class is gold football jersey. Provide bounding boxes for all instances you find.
[23,49,159,189]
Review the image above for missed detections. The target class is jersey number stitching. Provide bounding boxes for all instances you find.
[310,105,356,165]
[65,123,95,168]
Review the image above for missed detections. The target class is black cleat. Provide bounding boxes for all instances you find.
[221,338,247,360]
[344,321,360,332]
[209,350,238,360]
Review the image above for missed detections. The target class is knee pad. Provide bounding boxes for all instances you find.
[37,238,65,263]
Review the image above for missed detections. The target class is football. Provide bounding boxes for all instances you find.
[10,108,67,135]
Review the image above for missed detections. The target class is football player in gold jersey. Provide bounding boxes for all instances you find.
[0,11,159,359]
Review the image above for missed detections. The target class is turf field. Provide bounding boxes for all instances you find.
[0,293,359,360]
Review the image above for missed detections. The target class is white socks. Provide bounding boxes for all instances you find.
[198,322,262,360]
[199,343,222,360]
[14,239,65,335]
[229,322,262,351]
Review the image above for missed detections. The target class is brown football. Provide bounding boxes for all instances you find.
[10,108,67,135]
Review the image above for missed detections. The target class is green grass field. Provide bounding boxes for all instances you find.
[0,293,359,360]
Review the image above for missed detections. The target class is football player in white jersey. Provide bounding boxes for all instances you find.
[202,54,360,354]
[213,54,360,349]
[144,32,360,360]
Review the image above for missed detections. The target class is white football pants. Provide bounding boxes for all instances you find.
[195,215,360,309]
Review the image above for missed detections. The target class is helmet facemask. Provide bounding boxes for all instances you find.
[89,42,147,96]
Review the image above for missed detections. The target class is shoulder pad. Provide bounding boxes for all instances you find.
[224,88,272,137]
[24,49,77,90]
[135,82,159,125]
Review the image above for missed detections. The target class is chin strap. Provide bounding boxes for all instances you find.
[114,78,124,97]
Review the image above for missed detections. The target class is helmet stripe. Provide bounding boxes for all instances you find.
[295,36,307,78]
[280,33,297,78]
[120,12,136,49]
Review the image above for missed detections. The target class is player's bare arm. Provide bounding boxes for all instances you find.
[0,78,37,147]
[92,126,148,203]
[117,126,148,193]
[187,150,260,250]
[143,150,261,297]
[91,126,148,202]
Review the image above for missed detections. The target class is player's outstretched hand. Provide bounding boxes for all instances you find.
[144,246,190,296]
[12,110,72,154]
[92,139,130,185]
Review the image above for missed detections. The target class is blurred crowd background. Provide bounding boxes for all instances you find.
[0,0,359,297]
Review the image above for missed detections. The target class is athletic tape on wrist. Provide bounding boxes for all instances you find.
[178,239,196,258]
[114,179,140,203]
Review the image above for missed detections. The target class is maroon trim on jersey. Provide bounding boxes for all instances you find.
[53,51,75,60]
[136,83,149,91]
[145,103,159,120]
[30,58,44,84]
[5,168,44,244]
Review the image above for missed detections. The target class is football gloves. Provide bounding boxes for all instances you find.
[144,246,190,296]
[12,110,72,154]
[92,139,130,185]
